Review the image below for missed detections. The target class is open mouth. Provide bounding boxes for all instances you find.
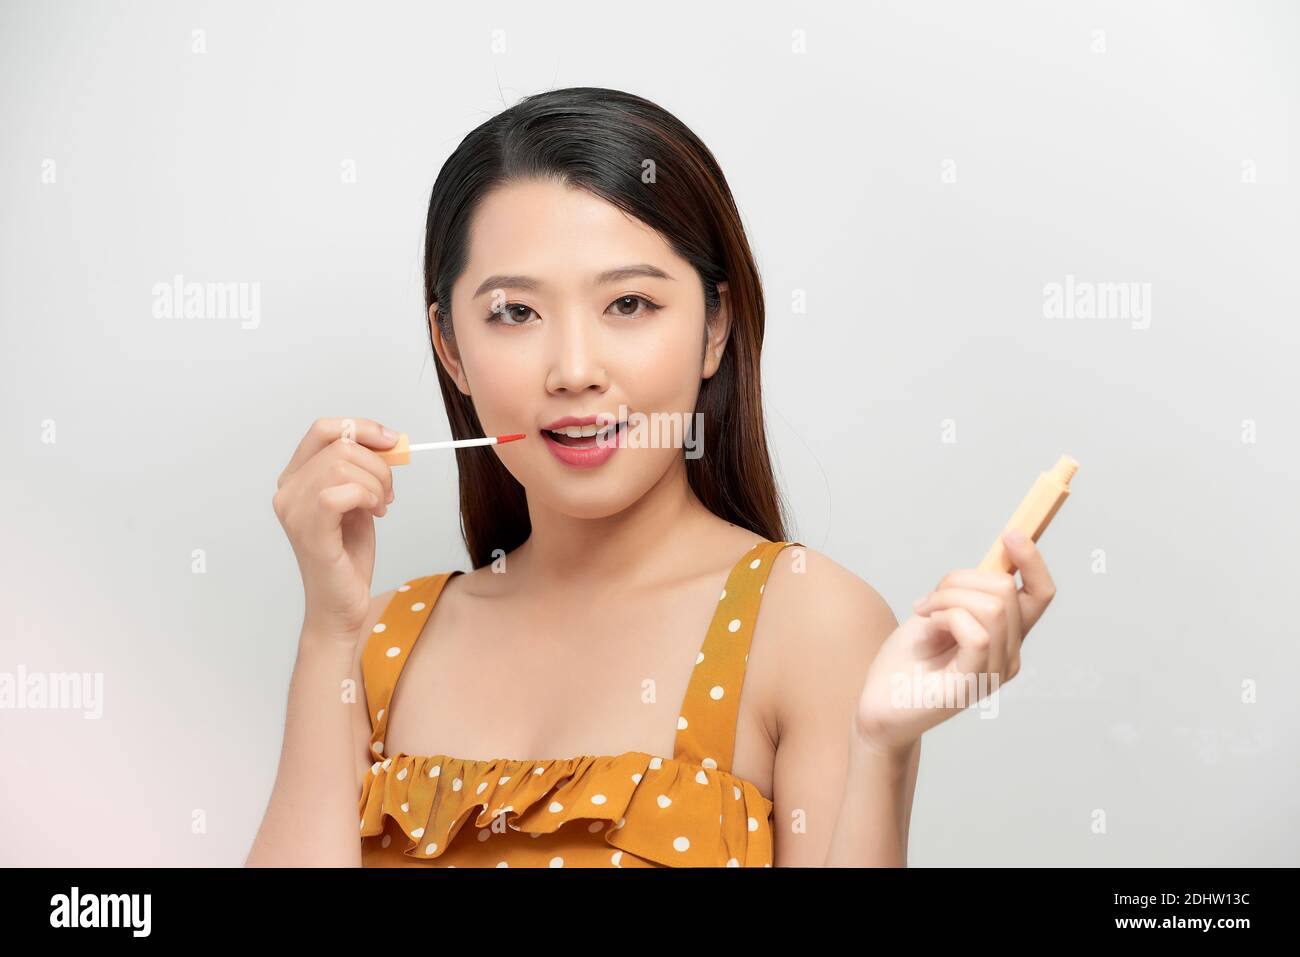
[540,420,627,448]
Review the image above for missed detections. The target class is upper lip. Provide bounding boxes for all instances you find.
[541,414,623,431]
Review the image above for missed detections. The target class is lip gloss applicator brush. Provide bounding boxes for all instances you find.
[376,432,526,466]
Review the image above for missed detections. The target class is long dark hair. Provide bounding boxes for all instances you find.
[423,87,790,569]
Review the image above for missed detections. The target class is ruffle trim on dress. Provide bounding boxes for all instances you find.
[358,750,775,867]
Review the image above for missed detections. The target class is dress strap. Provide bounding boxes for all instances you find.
[361,570,463,760]
[672,539,805,773]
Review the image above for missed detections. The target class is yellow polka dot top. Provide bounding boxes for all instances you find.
[358,538,803,868]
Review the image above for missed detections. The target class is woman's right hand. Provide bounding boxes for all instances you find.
[272,417,399,641]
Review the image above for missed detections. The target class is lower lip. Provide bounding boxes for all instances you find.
[540,424,625,469]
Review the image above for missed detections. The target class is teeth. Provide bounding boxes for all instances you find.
[548,422,620,438]
[550,424,601,438]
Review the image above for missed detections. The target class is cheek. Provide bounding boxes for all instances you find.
[458,340,537,421]
[620,326,705,408]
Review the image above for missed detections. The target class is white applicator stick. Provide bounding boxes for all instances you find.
[376,432,526,466]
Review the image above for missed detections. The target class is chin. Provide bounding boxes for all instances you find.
[548,496,634,521]
[524,462,666,520]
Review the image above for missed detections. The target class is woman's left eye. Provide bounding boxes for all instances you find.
[608,295,660,319]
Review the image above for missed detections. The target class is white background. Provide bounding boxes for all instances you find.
[2,0,1296,865]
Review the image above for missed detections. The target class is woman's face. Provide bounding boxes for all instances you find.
[431,178,730,519]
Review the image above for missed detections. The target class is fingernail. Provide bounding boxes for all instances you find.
[387,488,394,504]
[1004,528,1026,545]
[381,426,398,441]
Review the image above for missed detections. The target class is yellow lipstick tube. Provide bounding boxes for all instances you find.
[977,455,1079,574]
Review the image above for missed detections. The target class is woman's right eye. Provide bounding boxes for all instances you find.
[488,303,536,325]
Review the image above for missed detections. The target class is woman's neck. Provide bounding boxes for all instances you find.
[513,460,722,592]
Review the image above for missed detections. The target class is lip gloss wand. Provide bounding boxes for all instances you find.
[376,432,527,466]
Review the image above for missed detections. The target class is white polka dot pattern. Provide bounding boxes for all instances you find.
[357,541,803,867]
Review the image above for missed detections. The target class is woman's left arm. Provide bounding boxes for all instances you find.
[821,729,919,866]
[768,533,1056,867]
[765,549,915,867]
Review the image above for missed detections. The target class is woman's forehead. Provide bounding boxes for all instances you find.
[462,182,683,294]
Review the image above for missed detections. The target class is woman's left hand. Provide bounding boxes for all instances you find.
[853,529,1058,758]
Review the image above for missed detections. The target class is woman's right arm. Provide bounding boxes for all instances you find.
[243,622,370,867]
[244,417,399,867]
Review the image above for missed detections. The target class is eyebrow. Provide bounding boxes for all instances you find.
[472,263,674,299]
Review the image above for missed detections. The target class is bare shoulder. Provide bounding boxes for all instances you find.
[757,546,921,865]
[757,545,900,734]
[763,545,898,645]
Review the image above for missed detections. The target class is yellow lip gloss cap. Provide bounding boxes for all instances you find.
[376,433,410,467]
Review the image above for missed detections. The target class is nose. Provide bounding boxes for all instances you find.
[544,311,609,395]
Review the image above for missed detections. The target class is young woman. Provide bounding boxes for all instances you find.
[245,87,1058,868]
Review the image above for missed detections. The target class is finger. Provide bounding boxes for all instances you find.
[297,432,395,505]
[318,482,382,517]
[326,434,396,504]
[279,417,399,488]
[320,460,386,519]
[933,568,1015,595]
[909,613,957,658]
[914,587,1007,679]
[1000,530,1057,634]
[914,587,1008,638]
[928,607,991,685]
[922,569,1022,666]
